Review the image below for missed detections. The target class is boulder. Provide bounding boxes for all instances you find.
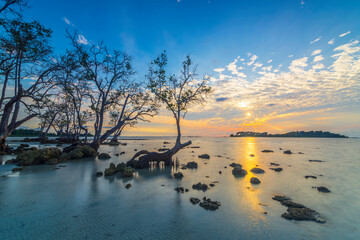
[281,207,325,223]
[198,154,210,159]
[283,150,292,154]
[250,167,265,174]
[262,149,274,153]
[272,194,291,202]
[16,148,61,166]
[250,177,261,184]
[125,183,132,189]
[98,153,111,159]
[317,186,331,193]
[174,172,184,179]
[104,163,116,176]
[175,187,185,193]
[186,161,198,169]
[232,167,247,177]
[199,198,221,210]
[229,163,242,168]
[192,182,208,191]
[270,167,283,172]
[190,197,200,204]
[121,167,135,178]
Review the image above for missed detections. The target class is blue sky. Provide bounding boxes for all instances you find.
[22,0,360,136]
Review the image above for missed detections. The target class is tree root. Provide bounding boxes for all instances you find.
[127,140,192,169]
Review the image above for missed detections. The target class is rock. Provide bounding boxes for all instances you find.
[232,167,247,177]
[270,162,280,166]
[45,158,58,165]
[163,141,170,144]
[5,159,16,165]
[270,167,283,172]
[281,207,326,223]
[250,177,261,184]
[134,149,137,151]
[180,166,187,170]
[104,163,116,176]
[298,152,304,154]
[16,148,61,166]
[192,182,208,191]
[115,163,126,172]
[121,167,135,178]
[309,160,325,162]
[98,153,111,159]
[174,172,184,179]
[272,194,292,202]
[186,161,198,169]
[59,152,71,162]
[120,151,125,155]
[210,183,215,187]
[317,186,331,193]
[115,153,119,156]
[250,167,265,174]
[305,175,317,179]
[262,149,274,153]
[280,200,305,208]
[249,154,255,157]
[190,197,201,204]
[190,146,200,148]
[199,198,221,210]
[96,171,103,177]
[219,171,222,174]
[125,183,132,189]
[175,187,185,193]
[198,154,210,159]
[283,150,292,154]
[229,163,242,168]
[12,167,23,172]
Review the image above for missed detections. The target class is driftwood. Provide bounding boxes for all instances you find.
[127,140,192,169]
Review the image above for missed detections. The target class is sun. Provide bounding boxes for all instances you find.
[246,112,251,117]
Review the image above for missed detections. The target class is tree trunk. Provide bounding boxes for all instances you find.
[127,140,192,169]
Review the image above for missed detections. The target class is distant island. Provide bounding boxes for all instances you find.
[230,131,348,138]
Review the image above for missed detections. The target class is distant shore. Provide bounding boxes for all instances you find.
[230,131,348,138]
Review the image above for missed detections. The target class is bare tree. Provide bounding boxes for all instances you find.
[0,19,59,151]
[0,0,27,16]
[127,52,211,169]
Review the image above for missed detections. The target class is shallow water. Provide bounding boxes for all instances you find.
[1,137,359,239]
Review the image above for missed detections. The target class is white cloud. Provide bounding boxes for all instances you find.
[77,34,88,45]
[301,0,304,5]
[313,55,324,62]
[311,49,322,56]
[63,17,75,27]
[312,63,325,70]
[289,54,293,58]
[214,68,225,73]
[339,31,351,37]
[310,37,321,44]
[247,55,258,66]
[328,38,335,45]
[289,57,308,72]
[267,59,272,63]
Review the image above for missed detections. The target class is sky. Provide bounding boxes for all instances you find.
[21,0,360,137]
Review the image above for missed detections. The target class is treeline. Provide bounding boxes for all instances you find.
[230,131,348,138]
[9,129,94,137]
[0,0,211,152]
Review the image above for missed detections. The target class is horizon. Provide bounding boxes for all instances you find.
[5,0,360,137]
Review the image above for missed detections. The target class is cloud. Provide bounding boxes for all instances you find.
[288,54,293,58]
[328,38,335,45]
[63,17,75,27]
[214,68,225,73]
[312,63,325,70]
[77,34,88,45]
[339,31,351,37]
[313,55,324,62]
[310,37,321,44]
[267,59,272,63]
[289,57,308,72]
[301,0,304,5]
[247,55,258,66]
[311,49,322,56]
[215,97,229,102]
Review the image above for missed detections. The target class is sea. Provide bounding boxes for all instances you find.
[0,136,359,239]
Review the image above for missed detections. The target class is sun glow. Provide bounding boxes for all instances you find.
[246,112,251,117]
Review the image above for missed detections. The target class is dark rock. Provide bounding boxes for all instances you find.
[309,160,325,162]
[174,172,184,179]
[63,145,97,160]
[249,154,255,157]
[190,146,200,148]
[250,177,261,184]
[232,167,247,177]
[280,200,305,208]
[96,172,103,177]
[16,148,61,166]
[281,207,325,223]
[250,167,265,174]
[192,182,208,191]
[120,151,125,155]
[270,162,280,166]
[186,161,198,169]
[262,149,274,153]
[305,175,317,179]
[270,167,283,172]
[298,152,304,154]
[108,141,120,146]
[104,163,116,176]
[5,159,16,165]
[219,171,222,174]
[125,183,132,189]
[198,154,210,159]
[175,187,185,193]
[190,197,201,204]
[272,194,292,202]
[283,150,292,154]
[114,153,119,156]
[121,167,135,178]
[199,198,221,210]
[98,153,111,159]
[45,158,58,165]
[116,163,126,172]
[180,166,187,170]
[210,183,215,187]
[229,162,242,168]
[163,141,170,144]
[317,186,331,193]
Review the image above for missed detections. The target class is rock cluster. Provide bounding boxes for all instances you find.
[192,182,208,191]
[104,162,135,177]
[199,197,221,210]
[15,148,62,166]
[174,172,184,179]
[272,194,325,223]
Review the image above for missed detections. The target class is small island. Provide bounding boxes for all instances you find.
[230,131,348,138]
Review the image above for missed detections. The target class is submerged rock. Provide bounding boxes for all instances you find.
[262,149,274,153]
[270,167,283,172]
[250,177,261,184]
[270,162,280,166]
[175,187,185,193]
[186,161,198,169]
[174,172,184,179]
[309,159,325,162]
[63,145,97,160]
[98,153,111,159]
[283,150,292,154]
[95,172,103,177]
[16,148,61,166]
[232,167,247,177]
[125,183,132,189]
[250,167,265,174]
[192,182,208,191]
[198,154,210,159]
[272,194,292,202]
[305,175,317,179]
[229,163,242,168]
[121,167,135,178]
[104,163,116,176]
[190,197,201,205]
[317,186,331,193]
[199,198,221,210]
